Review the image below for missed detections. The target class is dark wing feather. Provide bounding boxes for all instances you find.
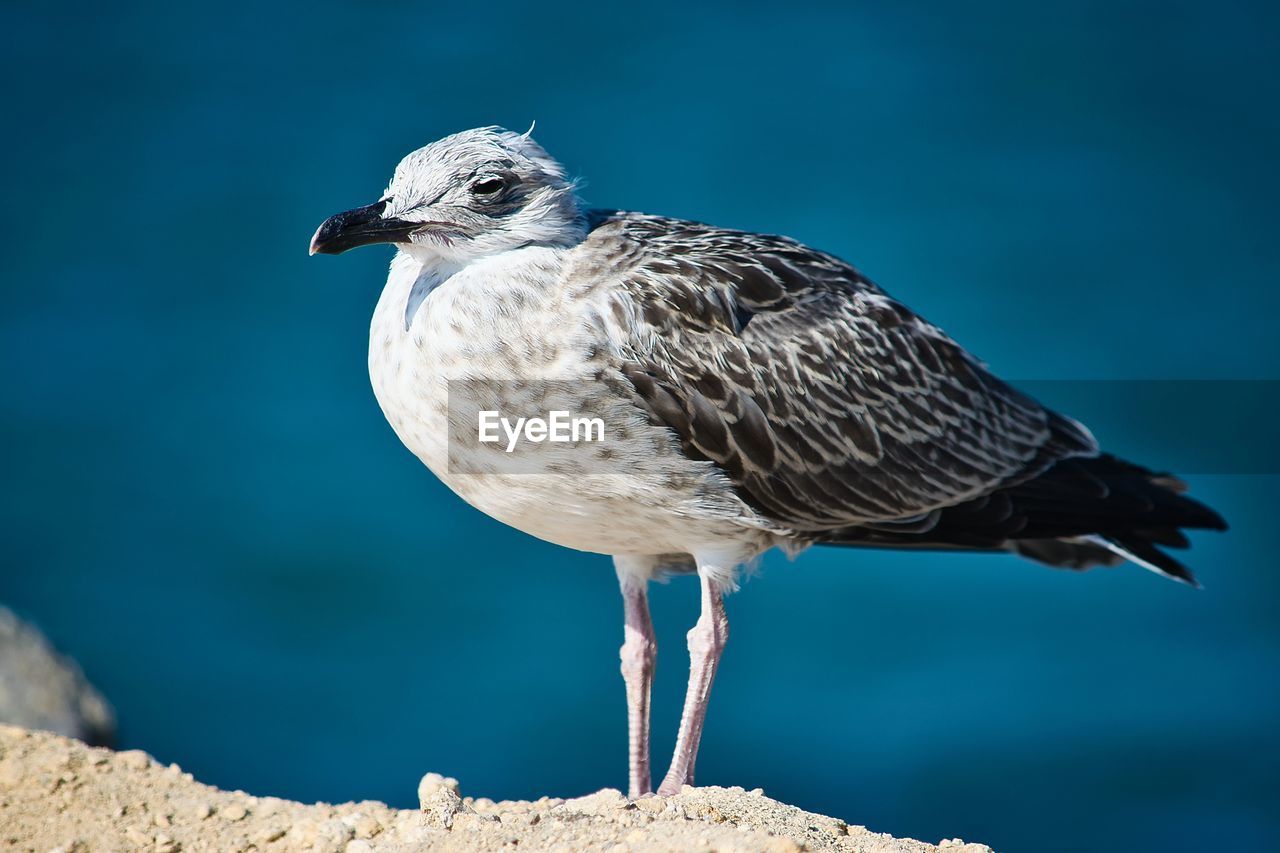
[577,211,1099,531]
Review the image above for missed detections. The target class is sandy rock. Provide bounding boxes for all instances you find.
[420,786,468,830]
[351,813,383,839]
[119,750,152,771]
[0,725,993,853]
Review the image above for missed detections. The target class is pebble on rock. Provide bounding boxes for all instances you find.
[221,803,248,822]
[420,788,466,830]
[634,797,667,814]
[124,827,151,846]
[256,826,287,844]
[416,772,460,806]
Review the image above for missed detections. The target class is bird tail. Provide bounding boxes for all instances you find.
[1003,454,1226,586]
[819,454,1227,586]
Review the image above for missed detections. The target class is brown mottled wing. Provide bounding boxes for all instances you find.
[576,210,1099,531]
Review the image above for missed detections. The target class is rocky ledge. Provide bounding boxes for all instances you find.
[0,725,991,852]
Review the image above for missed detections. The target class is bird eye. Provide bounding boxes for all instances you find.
[471,177,507,197]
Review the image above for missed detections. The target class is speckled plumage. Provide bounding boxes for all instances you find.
[367,241,773,565]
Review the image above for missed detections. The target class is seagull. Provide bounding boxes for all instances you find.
[310,127,1226,799]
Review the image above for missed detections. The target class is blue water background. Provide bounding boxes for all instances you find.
[2,3,1278,851]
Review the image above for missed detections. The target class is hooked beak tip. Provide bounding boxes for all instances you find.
[309,198,413,257]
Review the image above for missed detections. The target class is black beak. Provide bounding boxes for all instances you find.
[309,199,420,255]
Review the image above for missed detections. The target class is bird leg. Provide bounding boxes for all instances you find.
[657,567,729,796]
[617,564,657,799]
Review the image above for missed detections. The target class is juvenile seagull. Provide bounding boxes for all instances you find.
[311,127,1226,798]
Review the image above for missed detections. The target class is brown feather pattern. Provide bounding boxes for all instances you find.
[582,210,1097,530]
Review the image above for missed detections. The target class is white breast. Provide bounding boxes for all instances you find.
[367,247,776,558]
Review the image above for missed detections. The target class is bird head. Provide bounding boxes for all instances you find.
[309,126,584,262]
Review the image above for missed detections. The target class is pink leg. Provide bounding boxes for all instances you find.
[657,567,729,796]
[616,560,657,799]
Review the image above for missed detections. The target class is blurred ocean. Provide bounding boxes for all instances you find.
[2,2,1277,851]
